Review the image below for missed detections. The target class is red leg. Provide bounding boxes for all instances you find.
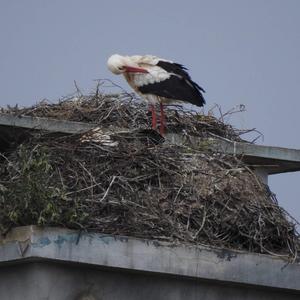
[149,104,157,130]
[160,103,165,135]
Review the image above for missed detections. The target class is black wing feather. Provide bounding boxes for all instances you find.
[138,60,206,107]
[157,61,206,93]
[139,75,206,107]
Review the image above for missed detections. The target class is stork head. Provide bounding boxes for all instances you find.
[107,54,148,75]
[107,54,126,74]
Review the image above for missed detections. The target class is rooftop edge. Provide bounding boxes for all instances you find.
[0,226,299,292]
[1,113,300,175]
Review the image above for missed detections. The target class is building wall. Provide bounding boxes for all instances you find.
[0,261,299,300]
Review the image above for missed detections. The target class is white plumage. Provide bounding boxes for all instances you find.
[107,54,205,134]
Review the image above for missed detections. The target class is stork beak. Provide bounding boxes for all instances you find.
[124,66,148,73]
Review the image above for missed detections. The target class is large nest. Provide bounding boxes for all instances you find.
[0,89,299,260]
[1,86,252,142]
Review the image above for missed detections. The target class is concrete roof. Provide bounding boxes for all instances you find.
[0,226,299,293]
[1,113,300,175]
[0,113,94,134]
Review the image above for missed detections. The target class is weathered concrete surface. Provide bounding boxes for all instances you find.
[0,226,299,300]
[0,113,95,134]
[214,138,300,175]
[167,133,300,175]
[0,261,299,300]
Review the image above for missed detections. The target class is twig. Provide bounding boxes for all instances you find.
[99,176,117,202]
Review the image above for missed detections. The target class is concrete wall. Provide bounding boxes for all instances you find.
[0,226,299,300]
[0,261,299,300]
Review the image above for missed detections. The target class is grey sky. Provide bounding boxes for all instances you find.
[0,0,299,223]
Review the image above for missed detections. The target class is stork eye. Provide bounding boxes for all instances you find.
[118,66,124,70]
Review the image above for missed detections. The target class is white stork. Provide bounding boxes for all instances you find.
[107,54,206,135]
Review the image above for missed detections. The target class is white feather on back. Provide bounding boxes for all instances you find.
[128,55,168,66]
[129,66,170,87]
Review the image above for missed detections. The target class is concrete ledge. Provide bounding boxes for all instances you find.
[0,226,299,293]
[1,113,300,176]
[0,113,95,134]
[166,133,300,175]
[214,139,300,175]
